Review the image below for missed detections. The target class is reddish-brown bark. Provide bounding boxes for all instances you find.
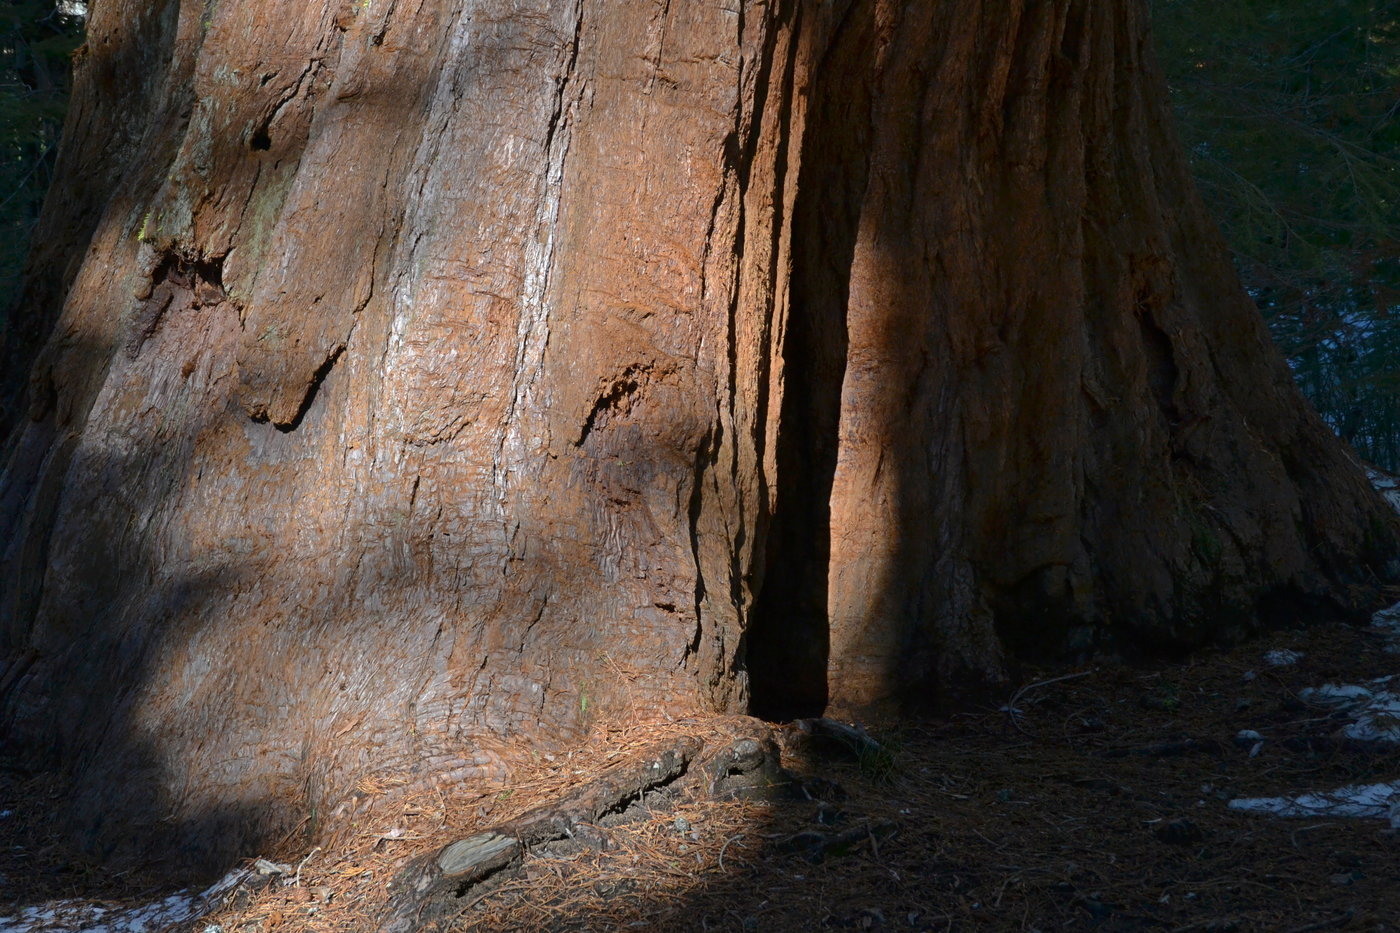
[1,0,1395,876]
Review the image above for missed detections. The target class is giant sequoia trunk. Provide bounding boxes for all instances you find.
[2,0,1396,876]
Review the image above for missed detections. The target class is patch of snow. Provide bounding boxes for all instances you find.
[1368,467,1400,515]
[1232,572,1400,827]
[1230,781,1400,828]
[1370,602,1400,653]
[1233,730,1265,756]
[1373,603,1400,625]
[0,868,249,933]
[1304,681,1387,702]
[1299,676,1400,743]
[1346,712,1400,743]
[1264,649,1304,667]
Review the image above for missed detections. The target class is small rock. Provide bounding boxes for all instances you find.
[438,832,519,877]
[1139,691,1179,712]
[1078,897,1112,921]
[1265,649,1304,667]
[1155,818,1204,845]
[860,907,886,928]
[253,858,293,876]
[777,830,829,856]
[796,776,848,801]
[1233,730,1266,757]
[593,878,638,899]
[1199,920,1240,933]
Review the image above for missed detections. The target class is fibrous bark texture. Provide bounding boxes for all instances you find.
[1,0,1395,876]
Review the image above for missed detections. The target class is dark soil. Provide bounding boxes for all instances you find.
[0,764,179,913]
[6,617,1400,931]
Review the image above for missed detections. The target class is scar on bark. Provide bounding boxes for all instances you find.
[246,343,346,433]
[126,254,227,359]
[574,363,667,446]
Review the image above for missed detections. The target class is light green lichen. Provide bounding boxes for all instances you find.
[222,166,297,302]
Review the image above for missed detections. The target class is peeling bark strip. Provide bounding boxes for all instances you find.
[2,0,1397,877]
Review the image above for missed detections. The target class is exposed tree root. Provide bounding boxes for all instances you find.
[377,720,799,932]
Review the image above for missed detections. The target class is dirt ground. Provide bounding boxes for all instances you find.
[6,615,1400,932]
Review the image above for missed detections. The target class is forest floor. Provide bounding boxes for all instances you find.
[7,611,1400,932]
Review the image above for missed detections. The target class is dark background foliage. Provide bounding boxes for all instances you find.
[2,1,1397,465]
[1153,0,1400,466]
[0,0,82,320]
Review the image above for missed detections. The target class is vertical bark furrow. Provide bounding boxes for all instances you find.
[747,0,885,721]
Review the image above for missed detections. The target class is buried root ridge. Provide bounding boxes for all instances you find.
[17,624,1400,932]
[0,715,897,933]
[375,717,889,933]
[18,590,1400,933]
